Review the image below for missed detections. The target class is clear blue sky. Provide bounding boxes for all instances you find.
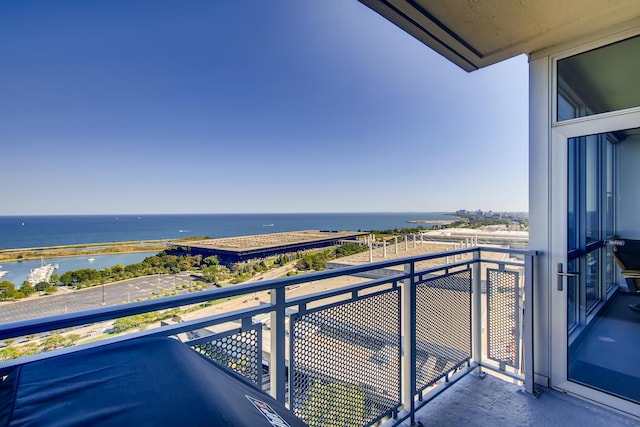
[0,1,529,215]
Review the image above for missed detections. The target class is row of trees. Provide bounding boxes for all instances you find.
[296,243,368,272]
[0,252,215,301]
[0,280,56,301]
[112,309,181,333]
[54,252,209,288]
[0,334,80,361]
[1,241,369,301]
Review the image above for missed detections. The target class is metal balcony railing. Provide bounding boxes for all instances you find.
[0,246,536,427]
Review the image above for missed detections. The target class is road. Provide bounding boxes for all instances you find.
[0,273,203,324]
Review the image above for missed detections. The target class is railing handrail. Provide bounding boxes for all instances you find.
[0,246,534,340]
[0,246,538,425]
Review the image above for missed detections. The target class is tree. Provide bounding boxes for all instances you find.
[203,256,219,266]
[299,381,366,427]
[19,282,36,296]
[0,346,20,361]
[0,281,20,300]
[335,243,367,258]
[17,343,40,357]
[41,334,80,351]
[201,265,219,282]
[35,281,50,292]
[111,264,125,275]
[44,285,58,294]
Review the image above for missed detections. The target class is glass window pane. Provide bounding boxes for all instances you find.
[567,259,578,331]
[585,250,600,312]
[605,246,615,292]
[557,35,640,121]
[585,135,599,244]
[568,139,578,251]
[605,138,614,238]
[558,93,576,121]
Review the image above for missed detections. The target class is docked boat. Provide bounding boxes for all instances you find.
[26,258,55,285]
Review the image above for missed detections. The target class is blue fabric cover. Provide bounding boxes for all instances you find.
[0,337,306,427]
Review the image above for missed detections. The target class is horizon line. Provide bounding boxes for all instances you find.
[0,210,529,217]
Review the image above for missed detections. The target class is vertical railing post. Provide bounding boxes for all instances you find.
[471,249,483,369]
[401,261,416,424]
[523,253,536,395]
[270,286,286,403]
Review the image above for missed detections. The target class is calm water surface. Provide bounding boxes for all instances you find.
[0,213,452,249]
[1,252,157,286]
[0,212,453,285]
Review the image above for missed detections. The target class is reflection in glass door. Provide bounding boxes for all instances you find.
[567,128,640,403]
[552,33,640,411]
[567,134,610,334]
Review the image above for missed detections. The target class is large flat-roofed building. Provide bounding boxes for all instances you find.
[170,230,368,264]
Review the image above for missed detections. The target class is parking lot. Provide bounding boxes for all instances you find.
[0,274,206,324]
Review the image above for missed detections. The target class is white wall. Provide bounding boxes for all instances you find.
[616,134,640,238]
[529,55,551,385]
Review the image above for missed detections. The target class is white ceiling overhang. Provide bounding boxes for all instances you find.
[358,0,640,71]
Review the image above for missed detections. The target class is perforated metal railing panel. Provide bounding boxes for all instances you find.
[188,327,262,386]
[487,268,521,370]
[415,269,472,392]
[290,288,401,427]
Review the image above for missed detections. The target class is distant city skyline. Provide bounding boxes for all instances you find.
[0,1,529,215]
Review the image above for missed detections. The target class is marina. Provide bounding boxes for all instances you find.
[2,252,157,287]
[25,259,57,285]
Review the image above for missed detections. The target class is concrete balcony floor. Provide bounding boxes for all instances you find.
[401,373,638,427]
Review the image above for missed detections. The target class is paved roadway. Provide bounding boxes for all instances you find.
[0,274,204,324]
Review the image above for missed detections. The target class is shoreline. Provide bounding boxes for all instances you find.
[0,226,530,263]
[0,239,174,263]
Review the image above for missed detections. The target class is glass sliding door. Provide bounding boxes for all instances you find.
[565,128,640,404]
[550,32,640,412]
[566,133,613,339]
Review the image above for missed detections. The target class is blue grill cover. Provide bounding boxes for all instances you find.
[0,337,306,427]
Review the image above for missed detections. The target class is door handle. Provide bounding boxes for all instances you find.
[557,263,579,291]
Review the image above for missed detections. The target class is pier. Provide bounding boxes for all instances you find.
[26,263,55,285]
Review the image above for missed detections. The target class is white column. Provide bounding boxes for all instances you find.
[395,236,399,254]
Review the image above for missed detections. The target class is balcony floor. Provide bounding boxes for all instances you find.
[398,373,638,427]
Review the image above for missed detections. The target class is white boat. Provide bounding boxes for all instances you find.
[26,258,55,285]
[0,270,8,279]
[88,258,96,262]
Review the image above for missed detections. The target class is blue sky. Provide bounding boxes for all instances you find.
[0,1,528,215]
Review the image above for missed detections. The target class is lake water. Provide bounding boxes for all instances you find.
[1,252,158,286]
[0,212,453,249]
[0,212,454,285]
